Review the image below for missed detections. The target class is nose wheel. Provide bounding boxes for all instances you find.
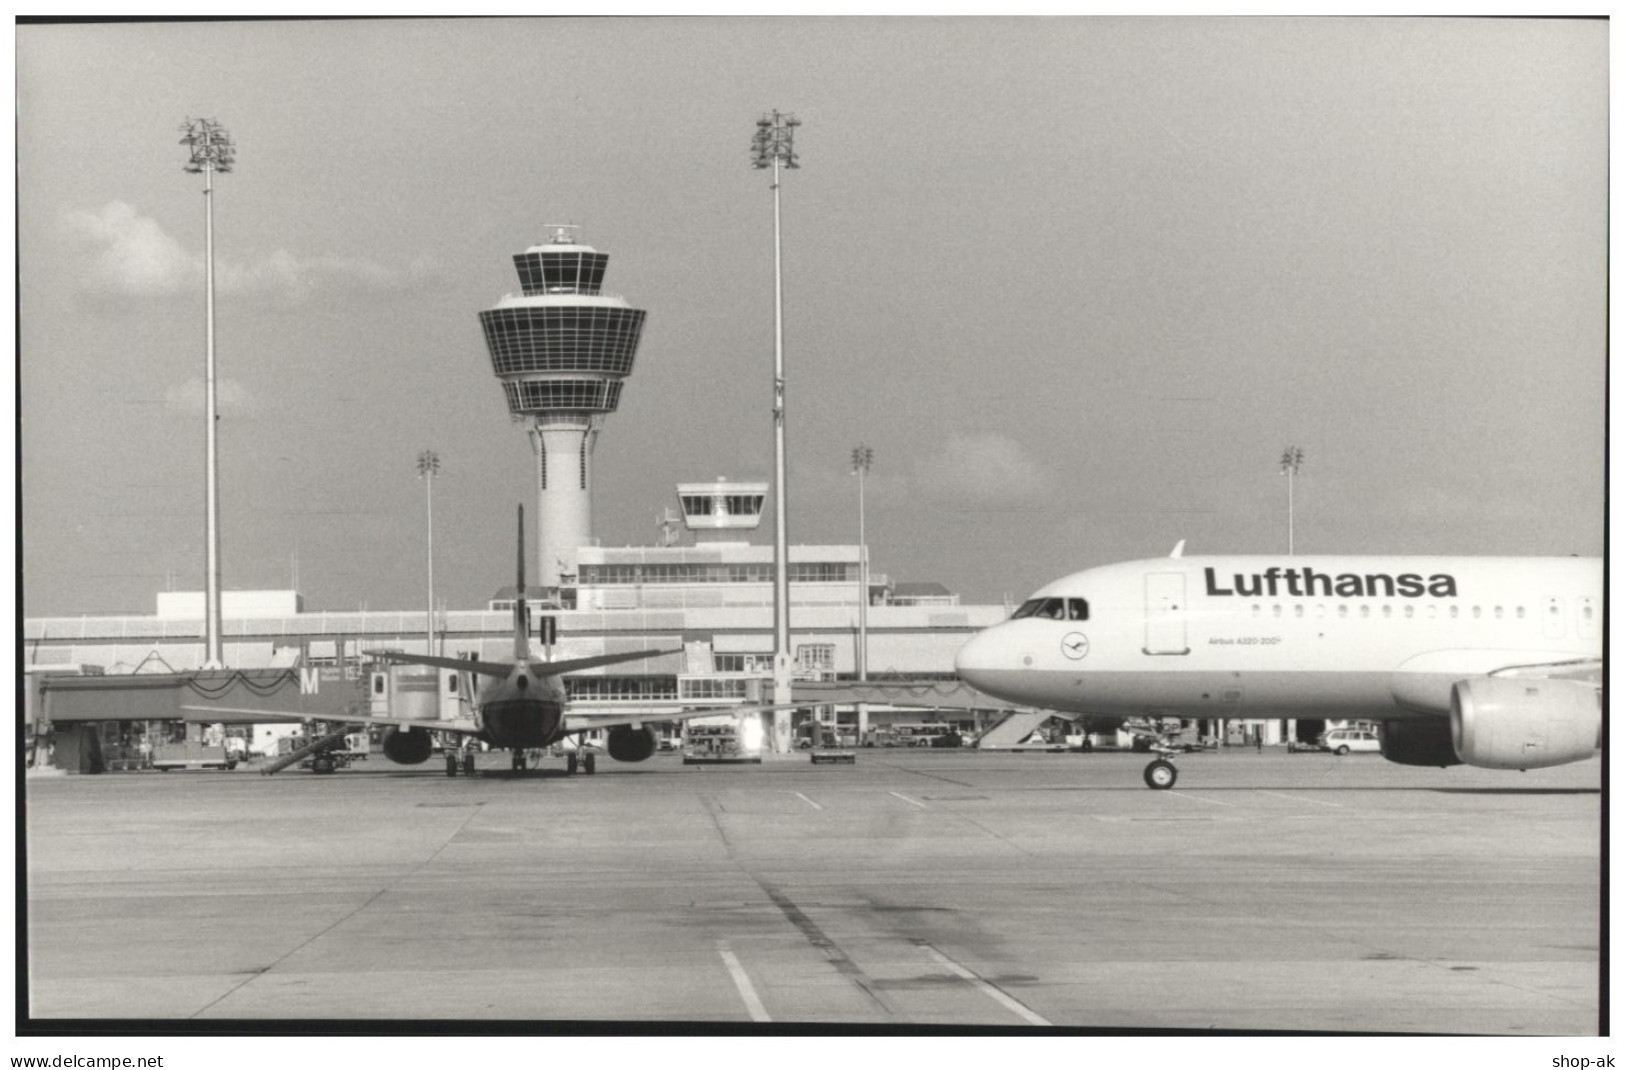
[1143,758,1178,790]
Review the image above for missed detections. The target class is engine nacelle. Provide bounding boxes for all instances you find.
[607,724,658,763]
[1379,719,1461,768]
[382,726,434,765]
[1450,676,1600,770]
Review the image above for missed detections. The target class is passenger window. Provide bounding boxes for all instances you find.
[1360,605,1370,619]
[1472,606,1481,619]
[1337,605,1348,618]
[1516,606,1525,620]
[1293,605,1304,618]
[1449,606,1458,619]
[1067,598,1089,621]
[1252,604,1262,618]
[1272,605,1282,618]
[1494,606,1503,620]
[1382,606,1392,619]
[1403,606,1414,619]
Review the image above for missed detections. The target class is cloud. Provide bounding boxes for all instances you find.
[60,201,195,297]
[60,202,438,304]
[164,376,254,415]
[914,431,1050,506]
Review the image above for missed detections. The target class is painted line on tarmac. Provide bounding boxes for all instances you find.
[890,791,929,809]
[718,942,772,1022]
[919,943,1051,1027]
[1165,790,1233,807]
[1258,789,1344,808]
[791,792,823,810]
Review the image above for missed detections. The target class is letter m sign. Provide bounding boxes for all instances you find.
[300,667,320,695]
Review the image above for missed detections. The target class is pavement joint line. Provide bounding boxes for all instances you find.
[1165,789,1233,807]
[1258,789,1344,808]
[791,792,823,810]
[186,802,488,1018]
[918,942,1051,1027]
[889,791,928,809]
[718,941,772,1022]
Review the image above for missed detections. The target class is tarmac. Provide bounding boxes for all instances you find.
[22,746,1602,1033]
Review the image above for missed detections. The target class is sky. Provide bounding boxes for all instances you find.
[17,16,1608,617]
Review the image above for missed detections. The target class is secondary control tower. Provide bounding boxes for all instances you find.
[478,226,648,594]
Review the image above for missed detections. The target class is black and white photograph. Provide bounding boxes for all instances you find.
[15,13,1606,1061]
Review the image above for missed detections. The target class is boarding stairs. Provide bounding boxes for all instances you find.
[260,725,354,775]
[972,709,1056,750]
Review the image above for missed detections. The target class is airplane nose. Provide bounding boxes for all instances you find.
[954,628,1003,688]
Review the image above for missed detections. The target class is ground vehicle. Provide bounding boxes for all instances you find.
[1321,728,1380,755]
[873,723,956,748]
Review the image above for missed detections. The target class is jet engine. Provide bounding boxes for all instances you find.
[607,724,658,763]
[1378,719,1461,768]
[382,726,434,765]
[1450,676,1600,771]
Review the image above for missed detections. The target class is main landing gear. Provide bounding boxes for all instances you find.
[445,749,479,777]
[565,752,597,775]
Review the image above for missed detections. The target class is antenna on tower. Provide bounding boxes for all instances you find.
[656,509,683,547]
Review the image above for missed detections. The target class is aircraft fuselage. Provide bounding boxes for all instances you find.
[471,662,567,749]
[955,555,1601,722]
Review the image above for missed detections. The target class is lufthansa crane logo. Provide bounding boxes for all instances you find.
[1060,632,1090,660]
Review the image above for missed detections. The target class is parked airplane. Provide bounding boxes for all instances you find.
[187,507,798,777]
[954,549,1601,789]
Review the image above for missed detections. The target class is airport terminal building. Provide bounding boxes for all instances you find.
[23,479,1015,757]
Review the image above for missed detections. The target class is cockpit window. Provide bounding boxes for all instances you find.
[1013,596,1088,621]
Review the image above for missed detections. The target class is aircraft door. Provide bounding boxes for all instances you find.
[1144,572,1190,656]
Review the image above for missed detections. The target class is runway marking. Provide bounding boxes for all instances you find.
[791,792,823,810]
[919,943,1051,1027]
[718,942,772,1022]
[890,791,929,809]
[1258,789,1344,808]
[1165,790,1233,807]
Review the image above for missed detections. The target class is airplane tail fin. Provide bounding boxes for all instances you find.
[514,505,530,660]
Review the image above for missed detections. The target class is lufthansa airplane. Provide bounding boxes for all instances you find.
[190,507,796,776]
[953,549,1601,789]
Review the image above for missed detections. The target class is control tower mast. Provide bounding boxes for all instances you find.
[478,226,648,596]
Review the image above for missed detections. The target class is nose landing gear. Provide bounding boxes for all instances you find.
[1143,758,1178,790]
[1125,718,1188,790]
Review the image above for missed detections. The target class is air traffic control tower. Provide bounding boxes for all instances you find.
[478,226,648,594]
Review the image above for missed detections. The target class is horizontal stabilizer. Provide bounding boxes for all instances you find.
[365,651,516,678]
[532,648,682,677]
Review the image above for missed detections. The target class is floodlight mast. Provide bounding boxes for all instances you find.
[180,118,235,669]
[417,450,441,656]
[851,445,874,682]
[752,110,800,751]
[1279,446,1305,555]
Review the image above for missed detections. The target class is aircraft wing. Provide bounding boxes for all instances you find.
[560,703,808,736]
[178,704,482,735]
[1390,652,1603,713]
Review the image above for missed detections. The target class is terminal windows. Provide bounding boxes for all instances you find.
[796,644,835,671]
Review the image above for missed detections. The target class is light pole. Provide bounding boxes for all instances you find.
[752,109,800,751]
[180,118,235,670]
[1280,447,1304,555]
[851,445,873,681]
[417,450,441,656]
